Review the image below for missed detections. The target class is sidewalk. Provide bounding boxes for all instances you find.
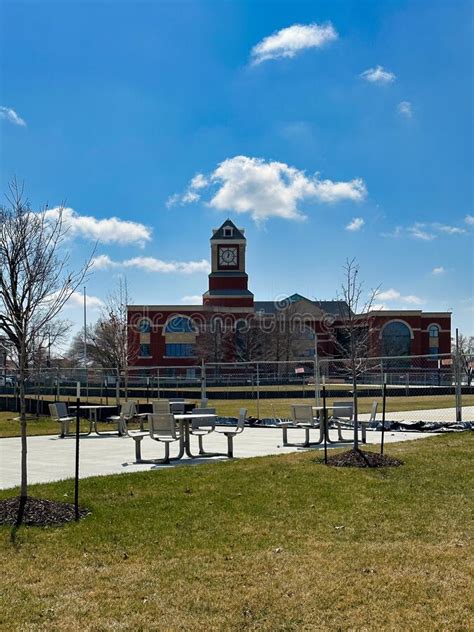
[1,426,436,490]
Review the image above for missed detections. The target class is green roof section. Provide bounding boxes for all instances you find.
[210,219,246,241]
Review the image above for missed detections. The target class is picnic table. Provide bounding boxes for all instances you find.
[69,405,117,436]
[132,413,220,463]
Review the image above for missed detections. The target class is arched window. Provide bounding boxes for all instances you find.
[429,325,439,338]
[164,316,196,333]
[138,318,151,333]
[382,321,411,357]
[164,316,196,358]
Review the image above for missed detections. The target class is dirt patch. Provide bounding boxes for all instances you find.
[0,496,89,527]
[323,449,403,468]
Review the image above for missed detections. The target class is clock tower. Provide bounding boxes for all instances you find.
[202,219,254,308]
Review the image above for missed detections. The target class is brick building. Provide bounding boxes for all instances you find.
[127,219,451,369]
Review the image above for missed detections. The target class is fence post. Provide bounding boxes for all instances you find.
[381,376,387,455]
[314,338,320,408]
[455,329,462,422]
[156,367,160,400]
[115,368,120,407]
[256,363,260,420]
[322,382,328,464]
[201,359,207,404]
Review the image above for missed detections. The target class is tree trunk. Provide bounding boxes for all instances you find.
[19,342,28,500]
[352,371,359,450]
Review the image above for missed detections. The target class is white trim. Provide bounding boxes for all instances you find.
[426,322,441,334]
[379,319,415,340]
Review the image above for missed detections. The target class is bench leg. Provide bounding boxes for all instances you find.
[226,434,234,458]
[282,425,288,446]
[361,424,367,444]
[198,435,204,455]
[134,437,143,462]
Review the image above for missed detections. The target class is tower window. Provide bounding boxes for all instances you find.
[223,227,234,237]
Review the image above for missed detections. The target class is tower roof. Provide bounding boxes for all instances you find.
[211,219,246,241]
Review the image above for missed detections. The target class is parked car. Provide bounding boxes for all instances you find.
[0,375,15,386]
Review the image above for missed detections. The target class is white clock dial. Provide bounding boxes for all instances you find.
[219,247,238,266]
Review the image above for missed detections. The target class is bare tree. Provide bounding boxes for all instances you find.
[67,278,138,393]
[195,316,234,363]
[324,259,380,450]
[264,302,313,363]
[453,333,474,386]
[0,181,93,503]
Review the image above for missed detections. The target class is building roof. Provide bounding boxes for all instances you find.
[211,219,246,241]
[254,295,351,317]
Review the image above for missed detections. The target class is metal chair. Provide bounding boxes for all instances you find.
[281,405,320,447]
[169,398,185,414]
[331,401,373,443]
[130,413,183,464]
[152,400,171,414]
[49,402,75,438]
[107,400,138,435]
[190,407,217,455]
[214,408,247,458]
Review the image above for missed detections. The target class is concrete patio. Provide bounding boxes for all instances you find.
[0,426,438,490]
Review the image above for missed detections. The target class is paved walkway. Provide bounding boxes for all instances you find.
[0,426,436,490]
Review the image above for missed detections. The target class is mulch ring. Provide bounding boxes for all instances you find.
[322,449,403,468]
[0,497,90,527]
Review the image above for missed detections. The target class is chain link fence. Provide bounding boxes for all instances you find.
[1,354,473,427]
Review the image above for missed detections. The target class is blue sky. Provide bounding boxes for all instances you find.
[1,0,473,336]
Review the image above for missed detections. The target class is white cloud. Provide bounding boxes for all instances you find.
[65,291,104,311]
[385,222,467,241]
[43,207,151,246]
[408,224,435,241]
[360,65,396,84]
[398,101,412,118]
[0,106,26,127]
[403,294,424,305]
[465,214,474,226]
[190,174,208,189]
[168,156,367,223]
[376,288,424,305]
[346,217,364,231]
[181,295,202,305]
[250,22,338,65]
[432,266,445,275]
[91,254,117,270]
[166,173,208,207]
[92,255,210,274]
[433,223,466,235]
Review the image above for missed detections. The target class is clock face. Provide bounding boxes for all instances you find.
[218,246,238,267]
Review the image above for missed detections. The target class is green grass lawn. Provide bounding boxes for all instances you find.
[1,393,472,438]
[0,433,472,630]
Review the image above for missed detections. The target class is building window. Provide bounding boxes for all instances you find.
[165,343,195,357]
[429,324,439,356]
[139,343,151,357]
[223,226,234,237]
[138,319,151,333]
[382,321,411,357]
[164,316,195,333]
